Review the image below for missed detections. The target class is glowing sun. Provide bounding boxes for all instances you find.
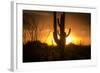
[66,36,72,45]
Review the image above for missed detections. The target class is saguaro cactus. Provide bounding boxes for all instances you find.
[53,12,71,58]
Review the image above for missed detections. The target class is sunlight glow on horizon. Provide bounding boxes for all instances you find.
[23,29,90,46]
[66,36,72,45]
[45,32,81,46]
[45,32,57,46]
[23,30,89,46]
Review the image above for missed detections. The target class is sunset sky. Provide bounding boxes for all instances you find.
[23,10,91,46]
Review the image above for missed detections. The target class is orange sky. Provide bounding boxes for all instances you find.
[23,10,91,46]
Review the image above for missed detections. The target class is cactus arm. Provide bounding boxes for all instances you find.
[66,28,71,37]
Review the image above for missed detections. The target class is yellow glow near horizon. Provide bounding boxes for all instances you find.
[66,35,81,45]
[69,35,80,45]
[45,32,81,46]
[45,32,57,46]
[23,31,81,46]
[66,36,72,45]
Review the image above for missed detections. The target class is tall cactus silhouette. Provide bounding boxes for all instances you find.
[53,12,71,58]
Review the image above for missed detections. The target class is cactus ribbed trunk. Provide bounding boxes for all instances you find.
[59,12,66,47]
